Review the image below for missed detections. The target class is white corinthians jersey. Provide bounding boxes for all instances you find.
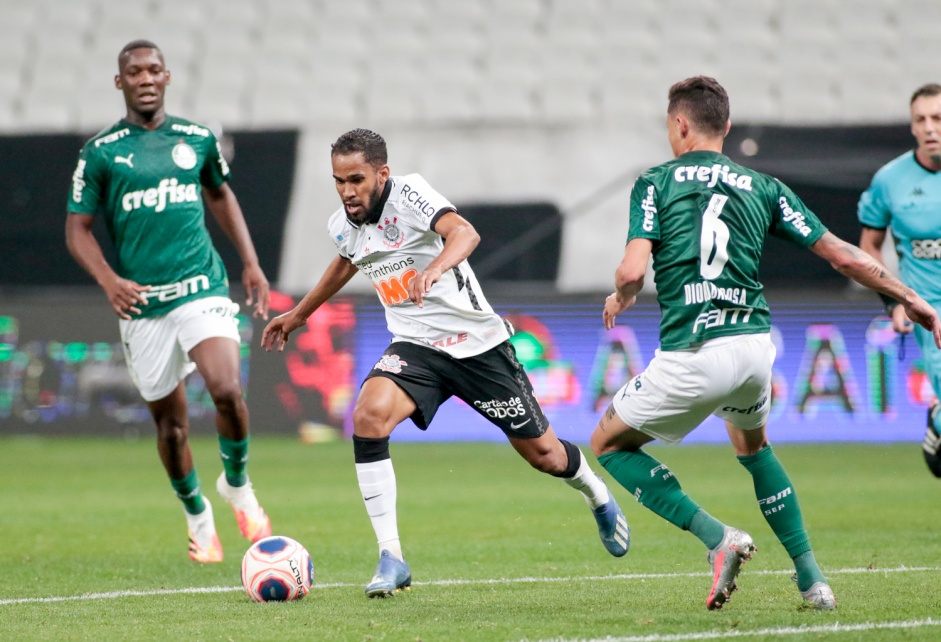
[328,174,510,358]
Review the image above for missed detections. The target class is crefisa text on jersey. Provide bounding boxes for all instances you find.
[673,163,754,191]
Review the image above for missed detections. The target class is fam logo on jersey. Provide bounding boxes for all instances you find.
[93,128,130,148]
[374,354,408,374]
[172,141,197,170]
[377,216,405,249]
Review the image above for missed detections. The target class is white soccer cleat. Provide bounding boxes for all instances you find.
[186,499,223,563]
[705,526,756,610]
[800,581,837,610]
[216,473,272,543]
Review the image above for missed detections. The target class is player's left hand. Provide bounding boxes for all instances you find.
[409,267,442,308]
[242,264,270,320]
[603,292,635,330]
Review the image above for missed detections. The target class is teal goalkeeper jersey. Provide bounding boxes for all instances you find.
[628,150,828,350]
[67,116,231,318]
[858,150,941,305]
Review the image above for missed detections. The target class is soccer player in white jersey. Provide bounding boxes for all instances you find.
[262,129,629,597]
[66,40,272,563]
[590,76,941,611]
[858,83,941,477]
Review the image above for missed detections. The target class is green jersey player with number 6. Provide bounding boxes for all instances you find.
[66,40,273,564]
[590,76,941,611]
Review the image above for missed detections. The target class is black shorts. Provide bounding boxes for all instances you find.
[363,340,549,438]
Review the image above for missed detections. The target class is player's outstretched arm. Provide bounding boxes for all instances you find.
[811,231,941,348]
[203,183,270,320]
[859,226,914,334]
[261,255,359,352]
[409,211,480,308]
[65,212,150,320]
[604,238,652,330]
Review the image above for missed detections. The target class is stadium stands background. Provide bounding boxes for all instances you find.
[1,0,938,439]
[2,0,938,292]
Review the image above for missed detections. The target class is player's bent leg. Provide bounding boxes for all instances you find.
[510,427,630,557]
[728,421,832,609]
[353,377,417,597]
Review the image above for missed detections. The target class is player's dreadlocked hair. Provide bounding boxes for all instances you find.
[911,83,941,105]
[118,39,162,70]
[331,129,388,167]
[668,76,729,137]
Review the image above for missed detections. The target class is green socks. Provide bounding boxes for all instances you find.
[170,469,206,516]
[738,445,826,591]
[219,435,249,487]
[598,449,723,548]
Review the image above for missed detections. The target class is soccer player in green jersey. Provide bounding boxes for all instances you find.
[65,40,273,563]
[590,76,941,611]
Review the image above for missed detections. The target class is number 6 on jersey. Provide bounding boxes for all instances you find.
[700,193,730,280]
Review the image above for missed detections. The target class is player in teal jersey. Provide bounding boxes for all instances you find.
[859,83,941,477]
[590,77,941,611]
[65,40,272,563]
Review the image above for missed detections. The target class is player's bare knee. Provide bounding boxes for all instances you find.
[156,419,188,448]
[352,403,394,438]
[207,378,243,413]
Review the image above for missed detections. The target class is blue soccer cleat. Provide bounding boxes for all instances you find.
[592,493,631,557]
[365,550,412,598]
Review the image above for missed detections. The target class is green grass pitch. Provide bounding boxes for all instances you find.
[2,436,941,641]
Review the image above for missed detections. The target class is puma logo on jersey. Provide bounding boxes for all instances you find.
[114,154,134,168]
[121,177,199,213]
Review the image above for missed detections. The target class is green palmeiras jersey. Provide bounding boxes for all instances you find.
[67,116,231,318]
[628,150,828,350]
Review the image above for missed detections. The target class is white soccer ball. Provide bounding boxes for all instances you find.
[241,536,314,602]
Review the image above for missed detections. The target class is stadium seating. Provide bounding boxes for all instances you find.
[2,0,936,292]
[0,0,930,131]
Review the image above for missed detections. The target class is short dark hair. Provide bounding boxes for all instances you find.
[118,39,162,70]
[667,76,730,136]
[331,129,387,167]
[911,83,941,105]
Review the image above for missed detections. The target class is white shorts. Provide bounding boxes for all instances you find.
[611,333,775,444]
[119,296,241,402]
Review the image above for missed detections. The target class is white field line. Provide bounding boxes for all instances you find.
[540,617,941,642]
[0,565,938,606]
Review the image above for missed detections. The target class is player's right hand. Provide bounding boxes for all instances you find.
[603,292,635,330]
[903,296,941,349]
[103,277,150,320]
[261,311,305,352]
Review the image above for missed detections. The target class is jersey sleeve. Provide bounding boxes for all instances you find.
[857,170,891,229]
[66,144,107,215]
[200,133,230,189]
[768,180,827,248]
[627,175,660,243]
[327,209,351,256]
[398,174,456,233]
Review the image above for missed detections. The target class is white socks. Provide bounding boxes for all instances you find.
[355,459,403,561]
[562,448,611,509]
